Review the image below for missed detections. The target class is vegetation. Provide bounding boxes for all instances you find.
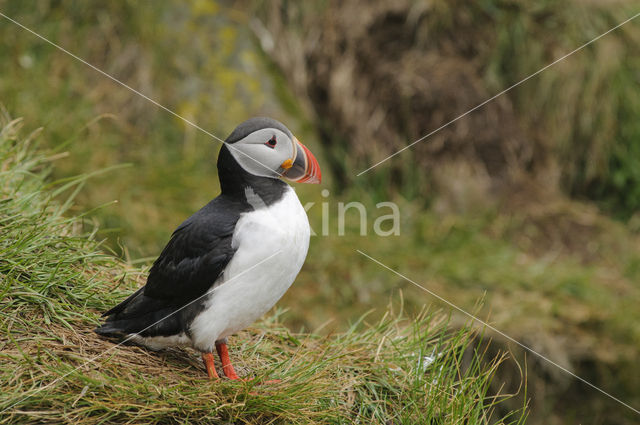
[0,0,272,257]
[1,1,639,424]
[0,119,524,423]
[257,0,640,217]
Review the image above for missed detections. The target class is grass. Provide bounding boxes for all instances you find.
[1,2,639,423]
[0,119,526,423]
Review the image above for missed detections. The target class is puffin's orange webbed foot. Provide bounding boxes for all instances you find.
[214,341,281,384]
[202,352,219,379]
[216,341,243,380]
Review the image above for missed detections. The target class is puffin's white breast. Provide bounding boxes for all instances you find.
[190,186,310,352]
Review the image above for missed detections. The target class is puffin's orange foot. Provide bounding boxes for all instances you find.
[202,352,219,379]
[216,341,243,380]
[213,341,281,383]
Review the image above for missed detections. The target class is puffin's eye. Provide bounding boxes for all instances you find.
[265,136,277,149]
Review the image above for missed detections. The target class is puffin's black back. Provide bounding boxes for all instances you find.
[95,119,290,339]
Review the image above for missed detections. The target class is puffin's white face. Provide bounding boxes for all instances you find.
[228,128,294,179]
[227,125,321,184]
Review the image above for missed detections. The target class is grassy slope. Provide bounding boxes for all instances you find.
[0,120,526,423]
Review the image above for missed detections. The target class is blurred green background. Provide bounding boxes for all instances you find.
[1,1,639,424]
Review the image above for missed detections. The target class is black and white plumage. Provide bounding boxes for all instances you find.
[96,117,321,378]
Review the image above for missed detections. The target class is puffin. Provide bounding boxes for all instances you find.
[95,117,321,379]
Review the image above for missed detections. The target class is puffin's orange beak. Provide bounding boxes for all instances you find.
[281,138,321,184]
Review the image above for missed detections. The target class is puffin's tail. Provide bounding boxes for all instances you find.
[94,323,127,338]
[94,287,145,338]
[94,287,182,339]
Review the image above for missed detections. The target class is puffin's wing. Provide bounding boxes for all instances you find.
[97,197,243,336]
[143,217,235,301]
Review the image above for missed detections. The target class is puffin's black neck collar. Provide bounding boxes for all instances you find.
[216,145,288,206]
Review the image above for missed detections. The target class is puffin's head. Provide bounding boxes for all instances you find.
[224,117,321,184]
